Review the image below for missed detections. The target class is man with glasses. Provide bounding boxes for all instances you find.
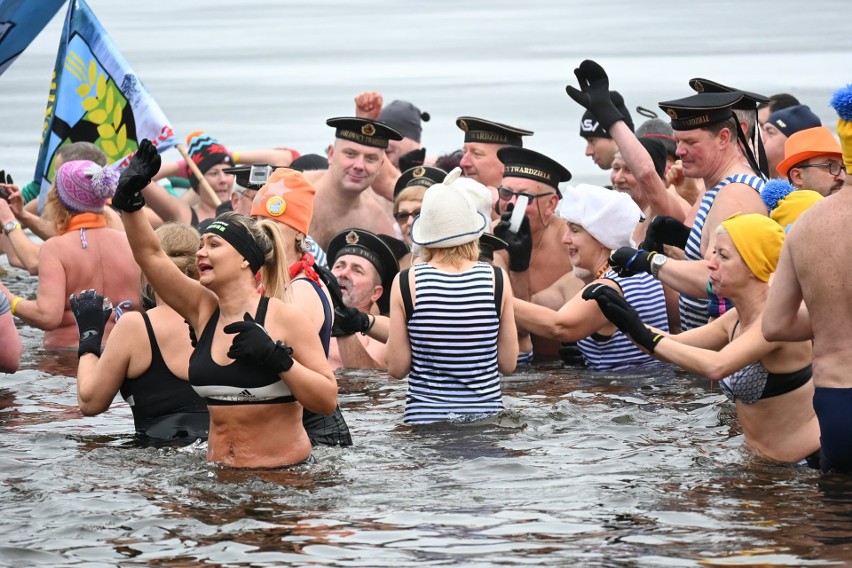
[777,126,846,197]
[492,146,583,362]
[456,116,534,217]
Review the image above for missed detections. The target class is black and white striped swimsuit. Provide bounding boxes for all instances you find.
[403,262,503,425]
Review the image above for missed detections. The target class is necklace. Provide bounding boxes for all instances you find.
[595,263,609,279]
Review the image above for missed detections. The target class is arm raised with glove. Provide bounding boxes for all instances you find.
[116,139,214,329]
[566,59,686,221]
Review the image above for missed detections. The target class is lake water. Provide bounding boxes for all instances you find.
[2,1,852,566]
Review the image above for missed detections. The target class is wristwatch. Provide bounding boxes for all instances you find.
[650,253,668,279]
[2,221,20,236]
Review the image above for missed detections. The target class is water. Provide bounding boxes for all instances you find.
[3,1,852,565]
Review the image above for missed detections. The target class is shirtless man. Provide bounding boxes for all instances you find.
[326,228,400,370]
[456,116,533,215]
[763,177,852,473]
[306,117,402,251]
[492,146,583,360]
[763,89,852,474]
[606,88,768,330]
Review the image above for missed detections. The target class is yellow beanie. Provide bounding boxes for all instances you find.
[837,118,852,173]
[770,190,823,231]
[720,213,785,283]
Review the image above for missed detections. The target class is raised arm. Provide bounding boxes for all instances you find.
[113,140,211,327]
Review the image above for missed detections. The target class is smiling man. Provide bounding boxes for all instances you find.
[307,117,402,250]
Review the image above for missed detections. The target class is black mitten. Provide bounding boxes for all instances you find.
[223,312,294,373]
[69,289,113,357]
[113,138,161,212]
[492,204,533,272]
[641,215,691,252]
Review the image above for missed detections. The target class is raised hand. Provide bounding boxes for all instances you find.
[70,289,113,357]
[582,284,662,353]
[641,215,691,252]
[223,313,294,373]
[113,138,161,212]
[331,306,372,337]
[565,60,624,131]
[493,204,533,272]
[608,246,657,277]
[354,91,383,120]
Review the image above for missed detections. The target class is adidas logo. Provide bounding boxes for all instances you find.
[238,389,254,398]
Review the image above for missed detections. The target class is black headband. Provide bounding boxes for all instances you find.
[203,219,265,273]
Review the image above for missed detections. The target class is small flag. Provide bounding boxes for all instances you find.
[0,0,66,76]
[34,0,177,211]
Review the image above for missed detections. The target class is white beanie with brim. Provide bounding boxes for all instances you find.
[557,183,642,250]
[411,167,488,248]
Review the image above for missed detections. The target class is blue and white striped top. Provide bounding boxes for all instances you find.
[578,270,669,371]
[404,262,503,425]
[679,174,764,330]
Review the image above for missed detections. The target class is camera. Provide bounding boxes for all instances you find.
[248,164,274,187]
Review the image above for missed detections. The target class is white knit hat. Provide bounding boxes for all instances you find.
[411,168,488,248]
[557,184,642,250]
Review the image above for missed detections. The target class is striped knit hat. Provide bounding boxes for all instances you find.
[186,131,233,190]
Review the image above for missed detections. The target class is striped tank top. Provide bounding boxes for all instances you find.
[404,262,503,425]
[679,174,764,330]
[578,270,669,371]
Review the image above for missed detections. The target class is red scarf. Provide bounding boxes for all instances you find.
[288,253,320,284]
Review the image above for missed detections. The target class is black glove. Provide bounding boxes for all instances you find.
[223,312,294,373]
[608,247,657,277]
[399,147,426,172]
[582,284,662,353]
[69,289,113,358]
[113,138,161,212]
[314,263,345,310]
[641,215,691,252]
[565,60,624,131]
[492,204,532,272]
[331,306,372,337]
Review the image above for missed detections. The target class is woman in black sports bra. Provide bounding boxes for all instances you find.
[74,223,208,443]
[112,140,338,468]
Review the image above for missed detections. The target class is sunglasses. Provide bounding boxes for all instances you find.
[393,209,420,223]
[497,186,556,202]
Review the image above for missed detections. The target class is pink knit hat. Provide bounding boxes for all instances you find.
[55,160,119,213]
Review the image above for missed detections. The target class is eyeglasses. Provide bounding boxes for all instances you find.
[393,209,420,223]
[797,162,846,176]
[497,186,556,201]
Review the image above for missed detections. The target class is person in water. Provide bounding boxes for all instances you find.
[588,213,819,465]
[72,223,209,443]
[112,139,338,468]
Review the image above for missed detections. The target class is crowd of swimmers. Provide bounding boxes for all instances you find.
[1,60,851,474]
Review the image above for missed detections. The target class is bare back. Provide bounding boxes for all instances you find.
[39,227,141,348]
[785,193,852,387]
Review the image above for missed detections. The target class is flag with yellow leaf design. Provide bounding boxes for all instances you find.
[34,0,177,211]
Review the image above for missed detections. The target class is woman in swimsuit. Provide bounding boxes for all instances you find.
[112,140,337,468]
[585,213,819,465]
[250,167,352,447]
[73,223,209,443]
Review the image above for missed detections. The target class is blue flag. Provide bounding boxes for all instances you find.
[34,0,177,210]
[0,0,66,76]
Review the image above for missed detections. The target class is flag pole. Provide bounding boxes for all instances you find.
[175,144,222,207]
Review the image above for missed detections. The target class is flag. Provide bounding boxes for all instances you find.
[34,0,177,210]
[0,0,66,76]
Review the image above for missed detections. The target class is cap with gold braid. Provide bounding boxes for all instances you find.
[455,116,533,147]
[688,78,769,111]
[326,117,403,149]
[658,91,744,131]
[496,147,571,198]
